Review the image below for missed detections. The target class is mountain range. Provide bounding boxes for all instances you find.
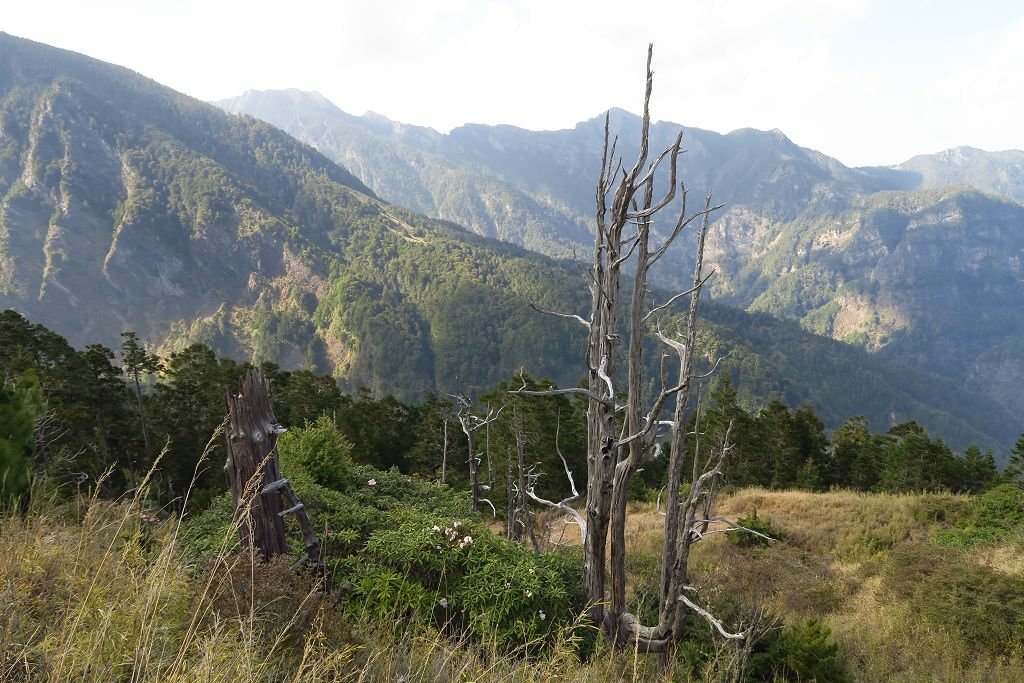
[0,33,1019,455]
[217,89,1024,424]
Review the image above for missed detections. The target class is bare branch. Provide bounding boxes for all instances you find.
[693,352,727,379]
[611,232,644,268]
[648,197,725,269]
[632,137,678,194]
[529,302,591,330]
[627,132,683,221]
[642,270,716,323]
[691,515,776,543]
[634,147,680,203]
[526,488,586,537]
[679,594,748,640]
[509,384,612,407]
[616,612,670,651]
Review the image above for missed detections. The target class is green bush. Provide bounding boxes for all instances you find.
[729,509,787,549]
[186,419,584,653]
[350,511,583,650]
[971,483,1024,528]
[882,544,1024,655]
[277,415,353,491]
[934,483,1024,549]
[910,495,970,524]
[746,618,849,682]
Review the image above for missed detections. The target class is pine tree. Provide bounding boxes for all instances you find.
[1006,434,1024,483]
[120,332,163,467]
[0,383,34,499]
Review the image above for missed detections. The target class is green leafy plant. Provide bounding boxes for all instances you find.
[353,511,582,650]
[934,483,1024,549]
[277,415,353,491]
[729,509,787,549]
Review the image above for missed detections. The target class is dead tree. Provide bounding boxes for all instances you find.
[225,370,321,567]
[440,415,450,483]
[451,393,503,514]
[506,404,541,551]
[519,46,761,652]
[522,406,586,545]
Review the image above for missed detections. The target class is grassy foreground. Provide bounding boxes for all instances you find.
[1,485,1021,682]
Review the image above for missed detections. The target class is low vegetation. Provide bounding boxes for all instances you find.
[2,309,1023,680]
[2,445,1022,681]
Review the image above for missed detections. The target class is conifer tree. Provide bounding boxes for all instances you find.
[120,332,162,466]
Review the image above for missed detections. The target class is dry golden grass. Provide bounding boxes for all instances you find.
[0,487,733,683]
[544,487,963,560]
[598,487,1024,682]
[717,487,953,557]
[970,542,1024,576]
[3,481,1020,682]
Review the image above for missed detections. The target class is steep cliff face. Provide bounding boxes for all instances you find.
[0,75,314,360]
[735,187,1024,417]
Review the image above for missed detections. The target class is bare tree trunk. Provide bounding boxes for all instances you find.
[225,370,321,567]
[506,448,516,540]
[517,45,758,654]
[507,404,538,547]
[486,402,495,491]
[453,395,502,514]
[466,424,481,512]
[440,418,449,484]
[132,369,154,466]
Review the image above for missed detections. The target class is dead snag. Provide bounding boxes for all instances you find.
[225,370,321,567]
[517,46,764,654]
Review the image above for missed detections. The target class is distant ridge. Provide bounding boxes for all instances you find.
[219,89,1024,431]
[0,34,1015,454]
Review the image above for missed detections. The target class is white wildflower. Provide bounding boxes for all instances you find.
[438,597,448,608]
[539,610,546,620]
[367,479,377,486]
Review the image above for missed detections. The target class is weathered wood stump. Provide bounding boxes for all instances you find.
[225,370,321,567]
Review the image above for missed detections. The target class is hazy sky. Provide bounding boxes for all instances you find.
[5,0,1023,166]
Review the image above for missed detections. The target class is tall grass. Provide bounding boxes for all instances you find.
[2,482,1020,681]
[0,483,722,682]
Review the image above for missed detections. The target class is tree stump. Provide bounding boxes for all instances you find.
[225,370,321,567]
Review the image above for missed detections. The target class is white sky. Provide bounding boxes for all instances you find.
[5,0,1023,166]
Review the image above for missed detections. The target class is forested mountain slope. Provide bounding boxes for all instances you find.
[220,89,1024,422]
[0,34,1016,451]
[217,90,886,273]
[0,33,584,397]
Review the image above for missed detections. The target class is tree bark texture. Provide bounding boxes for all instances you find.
[225,370,321,567]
